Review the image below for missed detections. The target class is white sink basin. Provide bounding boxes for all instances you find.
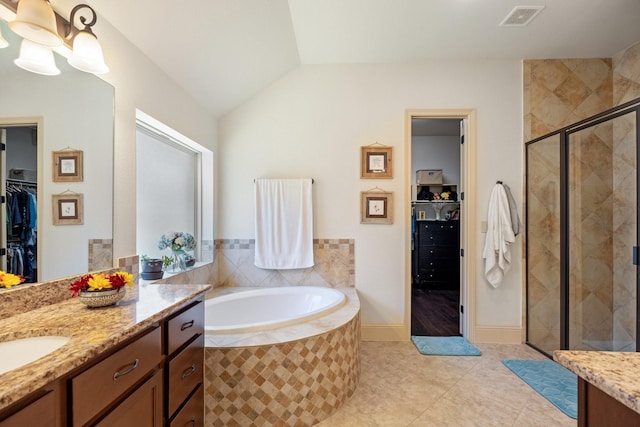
[0,336,70,375]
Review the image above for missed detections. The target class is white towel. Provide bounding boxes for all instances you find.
[482,184,516,287]
[254,178,314,269]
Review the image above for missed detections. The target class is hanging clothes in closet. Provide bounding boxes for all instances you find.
[5,179,37,282]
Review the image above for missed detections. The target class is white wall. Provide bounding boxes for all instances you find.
[92,15,218,261]
[219,62,524,336]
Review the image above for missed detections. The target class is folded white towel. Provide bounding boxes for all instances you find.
[254,178,314,269]
[483,184,516,287]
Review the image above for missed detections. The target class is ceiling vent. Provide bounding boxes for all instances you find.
[499,6,545,27]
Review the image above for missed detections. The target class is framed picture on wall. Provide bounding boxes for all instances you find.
[52,193,83,225]
[52,150,83,182]
[360,145,392,179]
[360,190,393,224]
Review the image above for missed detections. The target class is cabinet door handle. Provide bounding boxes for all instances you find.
[184,419,196,427]
[113,358,139,380]
[181,364,197,379]
[181,320,195,331]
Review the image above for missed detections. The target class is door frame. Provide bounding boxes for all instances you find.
[404,109,477,341]
[0,117,43,275]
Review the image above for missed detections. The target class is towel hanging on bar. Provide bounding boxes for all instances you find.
[254,178,314,269]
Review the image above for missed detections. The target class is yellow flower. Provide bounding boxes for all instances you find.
[0,271,25,289]
[87,273,113,291]
[441,192,450,200]
[113,271,134,287]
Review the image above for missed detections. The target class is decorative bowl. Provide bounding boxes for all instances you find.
[78,288,126,308]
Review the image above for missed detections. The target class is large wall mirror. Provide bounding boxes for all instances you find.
[0,20,113,284]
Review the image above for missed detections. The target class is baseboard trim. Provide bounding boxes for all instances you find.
[474,325,522,344]
[361,324,407,341]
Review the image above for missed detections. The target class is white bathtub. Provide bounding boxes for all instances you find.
[204,286,346,334]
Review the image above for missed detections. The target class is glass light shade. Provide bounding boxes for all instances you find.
[9,0,62,47]
[0,28,8,49]
[67,31,109,74]
[14,38,60,76]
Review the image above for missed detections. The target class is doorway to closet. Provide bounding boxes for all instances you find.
[410,118,463,336]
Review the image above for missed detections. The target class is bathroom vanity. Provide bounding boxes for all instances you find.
[0,282,210,426]
[555,350,640,426]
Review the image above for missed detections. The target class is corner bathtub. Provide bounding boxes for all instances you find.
[203,286,360,427]
[204,286,346,333]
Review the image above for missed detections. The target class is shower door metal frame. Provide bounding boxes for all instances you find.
[525,96,640,356]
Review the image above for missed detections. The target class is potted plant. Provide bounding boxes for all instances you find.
[140,255,164,280]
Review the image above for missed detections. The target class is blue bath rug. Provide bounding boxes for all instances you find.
[411,336,481,356]
[502,359,577,419]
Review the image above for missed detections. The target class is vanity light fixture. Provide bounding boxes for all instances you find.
[0,25,8,48]
[65,4,108,74]
[0,0,109,75]
[9,0,61,47]
[14,36,60,74]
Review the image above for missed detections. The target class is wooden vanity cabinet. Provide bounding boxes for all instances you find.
[578,378,640,426]
[70,326,163,426]
[164,300,205,425]
[0,295,206,427]
[0,384,58,427]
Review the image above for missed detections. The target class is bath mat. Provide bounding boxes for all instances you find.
[410,336,481,356]
[502,359,577,419]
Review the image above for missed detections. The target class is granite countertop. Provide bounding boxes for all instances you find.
[0,282,211,410]
[554,350,640,413]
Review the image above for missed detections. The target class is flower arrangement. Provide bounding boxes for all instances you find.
[158,232,196,253]
[0,271,25,289]
[69,272,134,297]
[432,192,450,201]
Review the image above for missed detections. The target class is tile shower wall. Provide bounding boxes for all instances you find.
[612,42,640,350]
[524,41,640,352]
[524,58,612,142]
[214,239,355,288]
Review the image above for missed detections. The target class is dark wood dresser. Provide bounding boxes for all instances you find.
[413,220,459,289]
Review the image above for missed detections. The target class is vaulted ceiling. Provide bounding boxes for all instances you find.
[53,0,640,118]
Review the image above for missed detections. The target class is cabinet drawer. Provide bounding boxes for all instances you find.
[420,257,459,270]
[169,383,204,427]
[417,269,458,282]
[167,301,204,355]
[421,246,459,259]
[71,327,162,426]
[168,334,204,417]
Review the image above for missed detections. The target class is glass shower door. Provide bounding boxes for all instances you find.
[526,134,562,355]
[567,111,637,352]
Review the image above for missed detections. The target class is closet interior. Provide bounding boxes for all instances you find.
[410,118,462,336]
[1,126,38,283]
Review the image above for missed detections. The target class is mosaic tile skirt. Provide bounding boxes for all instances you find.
[204,313,360,426]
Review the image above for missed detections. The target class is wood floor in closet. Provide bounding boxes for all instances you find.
[411,287,460,336]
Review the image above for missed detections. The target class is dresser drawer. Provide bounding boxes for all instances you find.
[166,301,204,355]
[167,334,204,417]
[71,327,162,426]
[421,246,458,259]
[169,383,204,427]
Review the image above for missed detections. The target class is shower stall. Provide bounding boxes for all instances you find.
[526,97,640,356]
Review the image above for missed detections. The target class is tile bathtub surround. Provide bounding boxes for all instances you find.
[204,312,360,427]
[214,239,355,287]
[88,239,113,271]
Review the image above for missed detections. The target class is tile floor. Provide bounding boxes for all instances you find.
[317,341,576,426]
